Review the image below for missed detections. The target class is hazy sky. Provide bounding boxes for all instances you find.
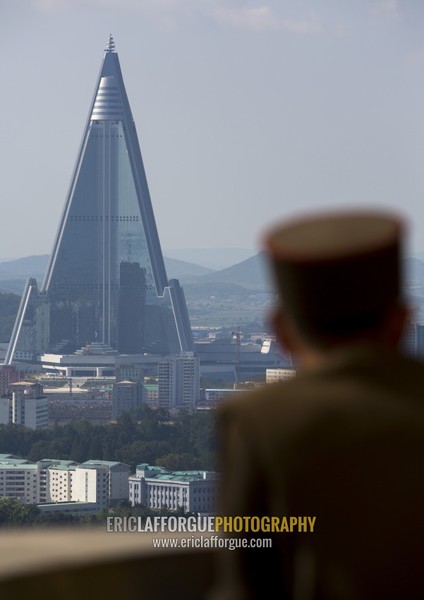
[2,0,424,260]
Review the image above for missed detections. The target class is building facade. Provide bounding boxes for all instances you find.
[0,455,39,505]
[81,460,130,507]
[0,365,19,396]
[203,388,246,405]
[158,352,200,408]
[265,368,297,384]
[0,456,129,510]
[115,364,144,384]
[5,35,193,367]
[0,382,48,429]
[129,464,218,515]
[112,380,143,418]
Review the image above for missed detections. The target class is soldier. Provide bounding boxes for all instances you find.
[213,211,424,599]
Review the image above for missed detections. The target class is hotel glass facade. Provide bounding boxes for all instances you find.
[6,36,192,365]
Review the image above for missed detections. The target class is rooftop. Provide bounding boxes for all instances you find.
[134,464,217,483]
[82,460,129,468]
[0,461,38,470]
[48,465,77,471]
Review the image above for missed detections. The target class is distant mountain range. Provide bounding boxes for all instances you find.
[181,252,272,291]
[163,247,256,270]
[1,253,424,297]
[0,252,270,295]
[0,255,47,281]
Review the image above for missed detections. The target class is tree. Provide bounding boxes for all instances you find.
[0,498,39,526]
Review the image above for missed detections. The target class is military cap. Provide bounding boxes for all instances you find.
[264,211,404,336]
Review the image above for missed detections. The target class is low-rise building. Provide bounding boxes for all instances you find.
[129,463,218,515]
[80,460,131,507]
[38,459,78,504]
[46,464,106,507]
[0,456,130,511]
[0,456,39,504]
[37,501,99,516]
[204,388,245,405]
[265,368,296,384]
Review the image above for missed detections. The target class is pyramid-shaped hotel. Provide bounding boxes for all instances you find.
[5,36,193,372]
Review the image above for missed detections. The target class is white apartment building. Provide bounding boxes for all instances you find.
[0,456,39,504]
[38,459,78,504]
[74,467,106,506]
[0,456,130,510]
[47,465,76,503]
[47,465,106,507]
[80,461,131,506]
[0,382,48,429]
[129,464,218,515]
[158,352,200,408]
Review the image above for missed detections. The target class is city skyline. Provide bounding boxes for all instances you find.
[2,2,424,259]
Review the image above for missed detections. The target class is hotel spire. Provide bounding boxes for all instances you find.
[105,34,115,53]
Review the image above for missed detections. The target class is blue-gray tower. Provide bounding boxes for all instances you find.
[5,36,193,365]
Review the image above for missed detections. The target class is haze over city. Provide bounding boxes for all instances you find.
[2,0,424,261]
[1,4,424,592]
